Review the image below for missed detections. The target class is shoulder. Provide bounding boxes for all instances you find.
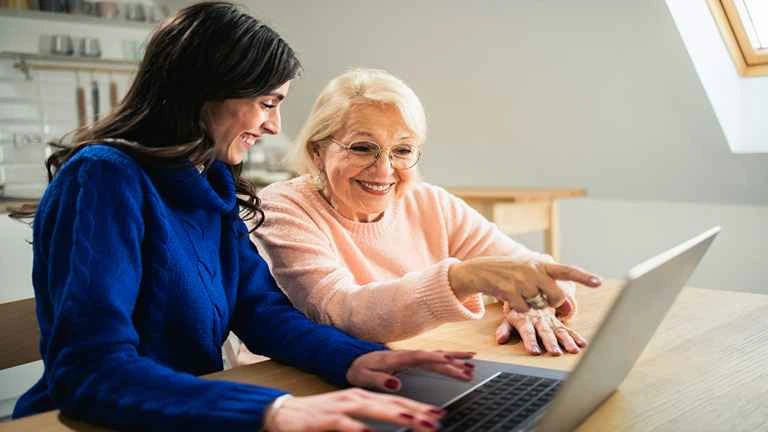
[259,176,323,210]
[401,181,457,208]
[52,144,147,198]
[71,144,142,170]
[63,144,144,181]
[399,182,474,224]
[36,145,147,230]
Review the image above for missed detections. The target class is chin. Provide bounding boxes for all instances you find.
[227,153,246,166]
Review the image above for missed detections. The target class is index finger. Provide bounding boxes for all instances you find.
[544,263,602,287]
[381,351,459,370]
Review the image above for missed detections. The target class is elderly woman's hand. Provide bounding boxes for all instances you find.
[448,256,601,312]
[495,302,587,355]
[263,350,475,431]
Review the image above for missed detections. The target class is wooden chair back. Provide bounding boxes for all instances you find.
[0,298,41,370]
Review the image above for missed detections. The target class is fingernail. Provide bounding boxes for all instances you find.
[420,420,437,429]
[464,362,475,368]
[385,378,399,389]
[531,346,542,355]
[399,412,415,420]
[590,277,601,285]
[362,429,374,432]
[428,408,446,415]
[552,348,563,356]
[444,354,455,361]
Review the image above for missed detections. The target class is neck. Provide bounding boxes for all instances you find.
[320,189,385,223]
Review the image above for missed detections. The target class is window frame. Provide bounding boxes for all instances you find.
[708,0,768,77]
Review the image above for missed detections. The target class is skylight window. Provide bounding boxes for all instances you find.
[735,0,768,49]
[709,0,768,76]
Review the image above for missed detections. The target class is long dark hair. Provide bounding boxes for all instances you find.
[10,1,301,229]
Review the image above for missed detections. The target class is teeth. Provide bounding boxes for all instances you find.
[359,181,393,192]
[241,133,258,146]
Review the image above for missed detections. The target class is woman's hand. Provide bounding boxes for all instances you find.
[495,302,587,355]
[264,350,475,431]
[448,256,601,312]
[263,388,445,432]
[346,350,476,390]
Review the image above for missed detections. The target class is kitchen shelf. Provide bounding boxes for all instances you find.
[0,51,138,79]
[0,7,156,29]
[0,196,39,214]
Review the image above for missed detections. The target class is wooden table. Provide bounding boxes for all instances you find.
[3,281,768,431]
[446,187,586,260]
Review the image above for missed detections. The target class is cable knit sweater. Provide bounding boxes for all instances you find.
[252,176,572,344]
[12,146,385,431]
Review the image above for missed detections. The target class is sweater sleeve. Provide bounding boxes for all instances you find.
[37,159,296,431]
[230,222,387,387]
[434,186,541,261]
[435,186,577,304]
[252,192,485,343]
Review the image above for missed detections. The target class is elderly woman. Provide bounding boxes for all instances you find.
[249,68,601,360]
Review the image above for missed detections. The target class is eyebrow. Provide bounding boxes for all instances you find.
[349,131,414,141]
[263,93,285,101]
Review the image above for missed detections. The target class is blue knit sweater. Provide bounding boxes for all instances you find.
[12,145,385,430]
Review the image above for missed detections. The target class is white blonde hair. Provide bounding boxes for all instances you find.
[287,68,427,187]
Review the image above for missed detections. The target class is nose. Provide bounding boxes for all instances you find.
[367,150,395,175]
[262,107,281,135]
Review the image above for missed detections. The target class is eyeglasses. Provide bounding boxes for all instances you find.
[327,138,422,170]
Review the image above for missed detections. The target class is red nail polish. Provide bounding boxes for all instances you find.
[444,354,455,361]
[428,408,446,415]
[399,412,415,419]
[385,378,399,389]
[362,429,374,432]
[420,420,436,429]
[464,362,475,368]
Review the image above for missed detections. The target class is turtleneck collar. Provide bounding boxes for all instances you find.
[149,160,236,214]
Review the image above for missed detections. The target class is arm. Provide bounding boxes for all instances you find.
[38,159,286,431]
[230,222,386,387]
[252,196,485,343]
[436,186,577,306]
[433,187,596,355]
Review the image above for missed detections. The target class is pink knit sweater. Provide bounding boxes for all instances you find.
[251,176,570,343]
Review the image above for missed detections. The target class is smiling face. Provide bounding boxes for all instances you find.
[203,81,290,165]
[315,102,420,222]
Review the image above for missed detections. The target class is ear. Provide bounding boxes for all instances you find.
[311,143,325,172]
[200,102,212,128]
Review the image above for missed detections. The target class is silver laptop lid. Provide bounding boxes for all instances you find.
[536,227,720,432]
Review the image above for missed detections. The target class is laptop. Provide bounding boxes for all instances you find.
[373,226,720,432]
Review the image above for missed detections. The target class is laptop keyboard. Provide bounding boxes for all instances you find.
[431,372,562,432]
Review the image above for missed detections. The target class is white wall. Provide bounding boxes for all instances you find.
[167,0,768,206]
